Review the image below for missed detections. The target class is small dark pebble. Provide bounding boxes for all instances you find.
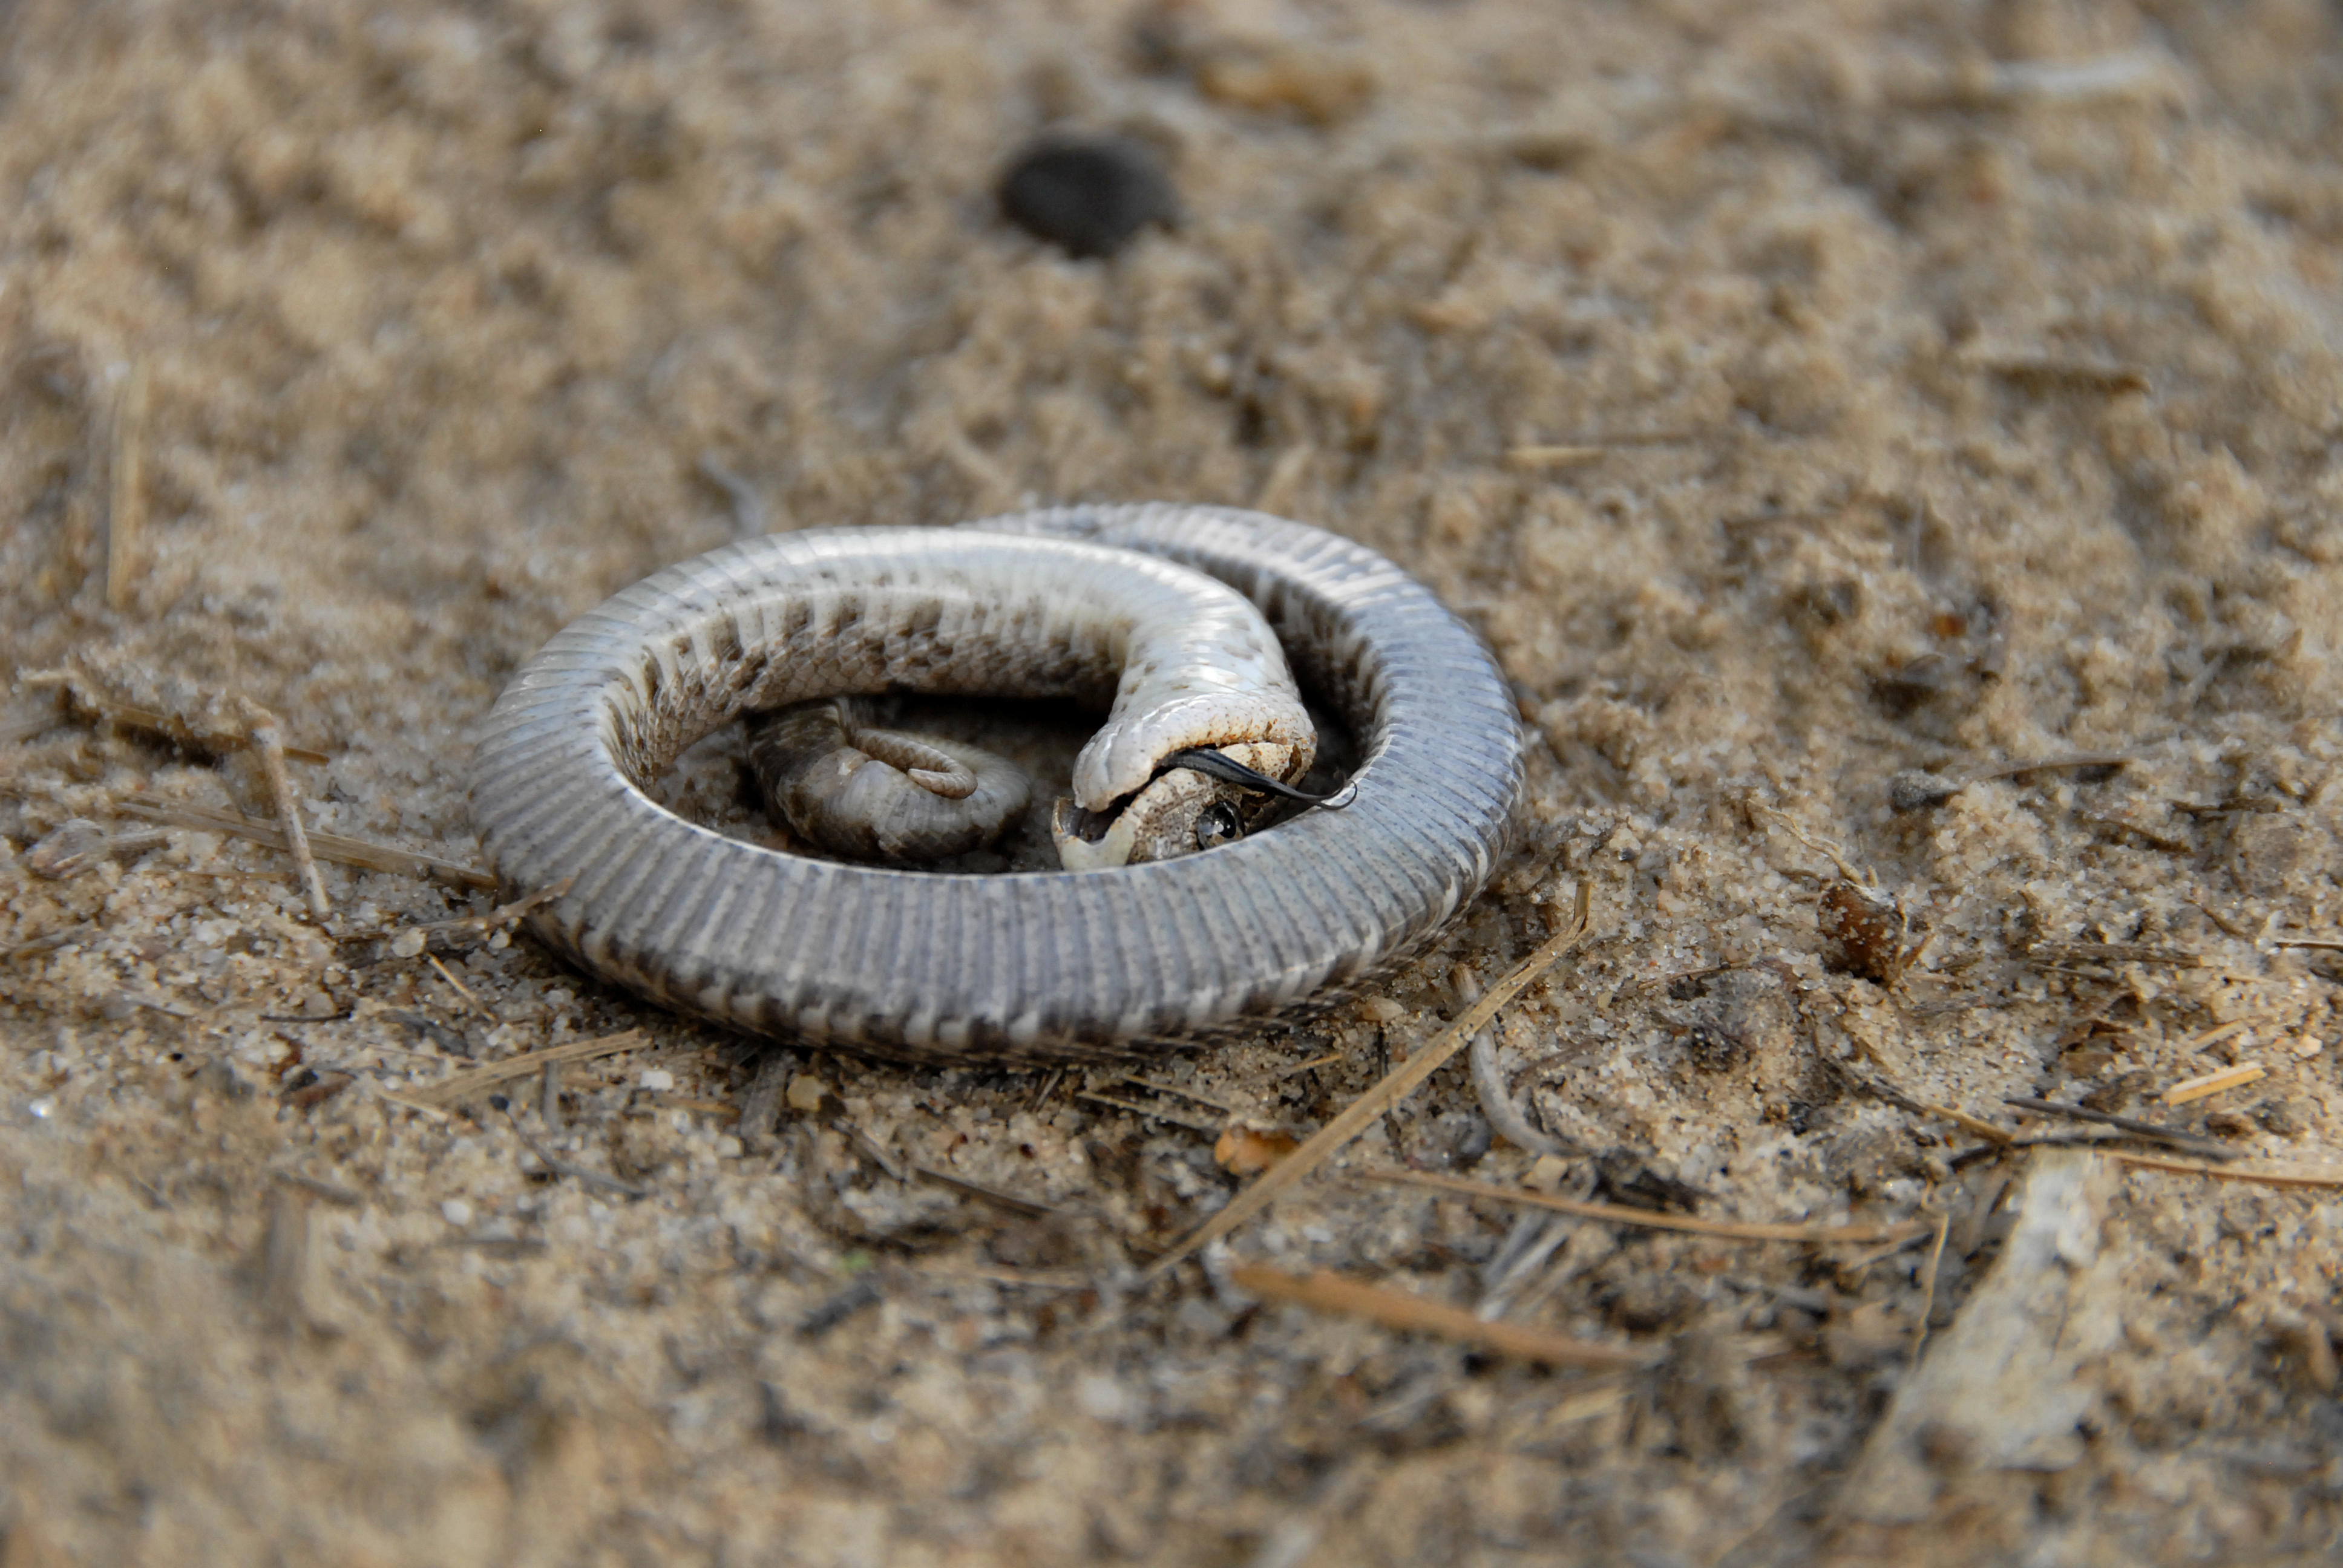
[997,134,1178,259]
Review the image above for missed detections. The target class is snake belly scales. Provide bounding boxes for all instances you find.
[470,503,1526,1065]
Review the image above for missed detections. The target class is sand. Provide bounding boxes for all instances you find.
[3,0,2341,1563]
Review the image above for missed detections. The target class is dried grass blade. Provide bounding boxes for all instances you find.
[2109,1152,2343,1189]
[407,1029,648,1107]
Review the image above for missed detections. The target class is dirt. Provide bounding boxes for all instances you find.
[4,1,2342,1564]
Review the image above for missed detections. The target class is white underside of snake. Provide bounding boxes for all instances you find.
[469,504,1525,1063]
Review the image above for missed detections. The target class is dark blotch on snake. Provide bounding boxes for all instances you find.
[998,134,1178,258]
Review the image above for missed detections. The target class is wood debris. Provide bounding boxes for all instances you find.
[1839,1150,2126,1523]
[2163,1062,2267,1106]
[1213,1126,1300,1175]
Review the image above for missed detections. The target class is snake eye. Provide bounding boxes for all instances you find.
[1194,800,1244,851]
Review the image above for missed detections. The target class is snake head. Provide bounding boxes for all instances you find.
[1050,740,1303,869]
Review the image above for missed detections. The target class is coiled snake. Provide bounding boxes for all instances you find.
[469,504,1525,1063]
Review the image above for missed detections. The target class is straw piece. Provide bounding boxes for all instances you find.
[234,697,330,918]
[113,797,494,890]
[2109,1152,2343,1189]
[1504,445,1605,471]
[1141,881,1593,1284]
[1254,443,1314,514]
[105,361,149,613]
[2162,1062,2266,1107]
[1907,1206,1954,1364]
[406,1029,648,1107]
[1368,1169,1928,1244]
[1230,1264,1650,1369]
[372,1088,452,1123]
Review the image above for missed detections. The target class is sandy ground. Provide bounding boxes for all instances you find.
[4,1,2343,1563]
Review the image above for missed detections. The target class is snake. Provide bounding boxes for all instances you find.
[469,503,1525,1064]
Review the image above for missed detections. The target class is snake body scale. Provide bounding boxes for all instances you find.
[470,504,1525,1064]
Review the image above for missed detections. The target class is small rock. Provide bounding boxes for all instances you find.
[785,1073,828,1113]
[998,134,1178,259]
[638,1068,675,1093]
[1213,1125,1299,1176]
[1195,46,1375,125]
[1887,769,1963,813]
[1818,880,1909,985]
[441,1198,474,1227]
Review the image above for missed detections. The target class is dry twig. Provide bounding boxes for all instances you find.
[233,697,330,918]
[1907,1206,1955,1365]
[2162,1062,2267,1106]
[18,671,333,764]
[2003,1096,2235,1160]
[1368,1169,1927,1244]
[427,955,494,1019]
[1141,881,1593,1284]
[911,1166,1057,1220]
[1076,1090,1221,1132]
[493,1097,649,1199]
[2109,1152,2343,1189]
[398,880,571,947]
[1230,1264,1650,1369]
[2025,939,2203,969]
[114,798,494,890]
